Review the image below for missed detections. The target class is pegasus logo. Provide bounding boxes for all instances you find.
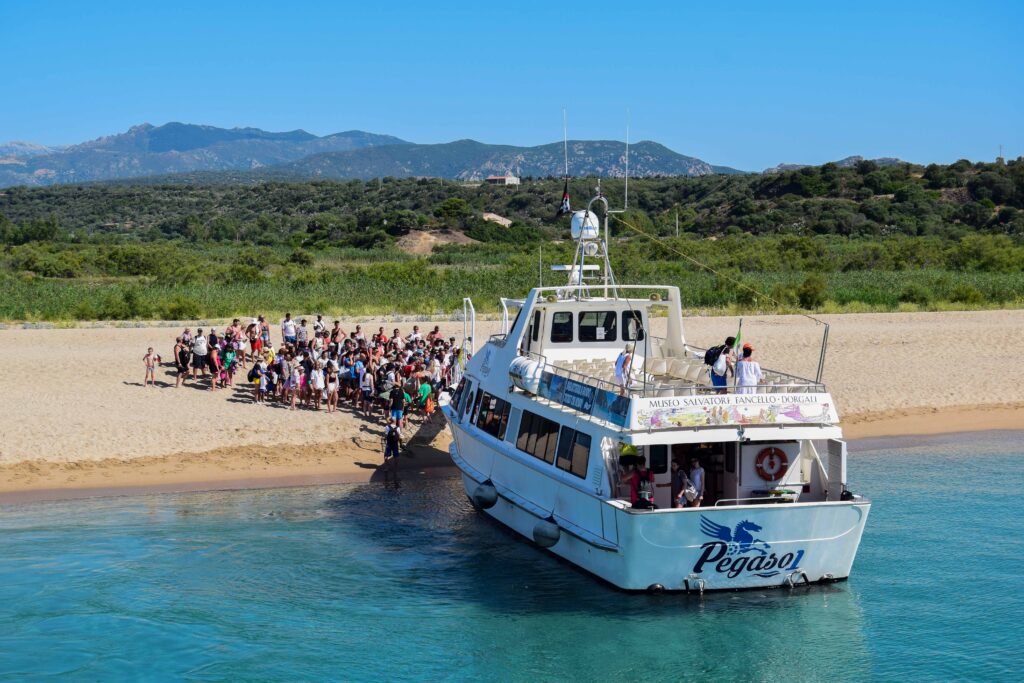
[700,517,771,555]
[693,515,805,579]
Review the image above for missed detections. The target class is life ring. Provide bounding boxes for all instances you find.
[755,447,789,481]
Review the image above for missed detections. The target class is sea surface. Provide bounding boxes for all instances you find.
[1,432,1022,681]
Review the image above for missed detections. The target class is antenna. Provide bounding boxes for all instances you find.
[624,109,630,210]
[562,108,569,178]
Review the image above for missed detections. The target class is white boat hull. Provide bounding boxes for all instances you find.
[450,434,870,592]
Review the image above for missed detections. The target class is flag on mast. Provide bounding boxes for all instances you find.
[556,178,571,217]
[732,318,743,389]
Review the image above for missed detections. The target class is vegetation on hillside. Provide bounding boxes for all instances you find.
[1,158,1022,321]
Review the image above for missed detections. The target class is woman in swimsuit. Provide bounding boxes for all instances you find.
[325,365,339,413]
[174,337,190,388]
[208,346,223,391]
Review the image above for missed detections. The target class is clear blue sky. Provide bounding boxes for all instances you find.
[1,0,1021,170]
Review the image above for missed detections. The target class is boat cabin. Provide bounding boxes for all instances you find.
[454,284,847,513]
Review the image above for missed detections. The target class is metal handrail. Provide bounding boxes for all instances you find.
[518,349,825,400]
[522,351,623,396]
[681,343,825,391]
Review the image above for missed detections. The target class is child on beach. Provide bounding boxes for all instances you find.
[254,362,267,403]
[143,347,162,387]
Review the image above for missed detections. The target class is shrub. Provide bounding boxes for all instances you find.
[163,295,201,320]
[949,285,985,305]
[797,274,827,309]
[288,249,315,266]
[899,283,934,305]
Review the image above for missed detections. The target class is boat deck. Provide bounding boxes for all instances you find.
[549,351,824,398]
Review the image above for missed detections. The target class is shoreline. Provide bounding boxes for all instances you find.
[3,403,1020,505]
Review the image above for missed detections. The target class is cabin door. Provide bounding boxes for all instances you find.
[523,309,543,355]
[647,445,672,509]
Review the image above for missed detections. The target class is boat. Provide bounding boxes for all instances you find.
[441,192,870,592]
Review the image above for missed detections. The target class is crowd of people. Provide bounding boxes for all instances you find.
[157,314,469,459]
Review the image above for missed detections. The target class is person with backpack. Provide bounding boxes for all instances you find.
[630,456,657,509]
[705,336,736,394]
[383,418,402,464]
[389,383,408,428]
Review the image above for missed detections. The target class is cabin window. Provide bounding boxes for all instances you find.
[550,312,573,343]
[464,385,479,417]
[532,310,541,342]
[451,379,467,413]
[556,427,592,478]
[578,311,618,342]
[622,310,646,341]
[468,387,482,419]
[506,407,522,443]
[475,392,511,439]
[648,444,668,474]
[516,410,560,464]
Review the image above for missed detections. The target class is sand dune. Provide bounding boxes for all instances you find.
[1,310,1022,500]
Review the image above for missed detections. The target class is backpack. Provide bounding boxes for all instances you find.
[637,473,654,502]
[704,344,725,367]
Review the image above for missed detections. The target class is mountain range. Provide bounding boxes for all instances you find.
[0,122,740,187]
[763,155,905,173]
[0,122,913,188]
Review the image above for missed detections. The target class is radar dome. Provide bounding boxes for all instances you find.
[570,210,600,241]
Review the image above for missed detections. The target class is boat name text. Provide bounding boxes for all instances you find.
[643,394,823,409]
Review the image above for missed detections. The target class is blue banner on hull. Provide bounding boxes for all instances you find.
[538,371,630,427]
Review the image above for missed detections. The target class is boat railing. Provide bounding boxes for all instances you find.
[522,347,825,400]
[488,333,508,347]
[531,284,678,302]
[522,351,624,397]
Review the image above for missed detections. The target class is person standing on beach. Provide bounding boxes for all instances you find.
[173,337,190,388]
[259,316,270,347]
[360,360,376,416]
[325,363,339,413]
[143,347,161,387]
[191,329,209,380]
[207,345,222,391]
[256,359,271,404]
[383,418,402,464]
[389,384,406,429]
[281,313,297,346]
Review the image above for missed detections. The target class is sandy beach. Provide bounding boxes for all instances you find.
[1,310,1022,502]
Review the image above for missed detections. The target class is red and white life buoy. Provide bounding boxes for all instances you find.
[755,447,789,481]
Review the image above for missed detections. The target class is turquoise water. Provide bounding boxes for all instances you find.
[1,433,1022,681]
